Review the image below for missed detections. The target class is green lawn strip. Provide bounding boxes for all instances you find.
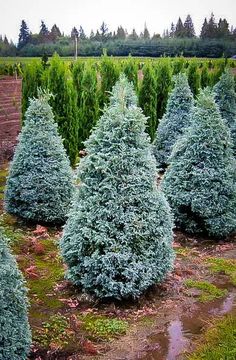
[206,257,236,286]
[188,314,236,360]
[184,279,227,302]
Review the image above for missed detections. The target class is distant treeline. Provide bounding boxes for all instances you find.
[1,13,236,58]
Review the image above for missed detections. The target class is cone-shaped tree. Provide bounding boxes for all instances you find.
[60,75,174,300]
[0,231,31,359]
[139,62,157,141]
[5,91,75,224]
[153,73,194,170]
[161,88,236,238]
[214,70,236,154]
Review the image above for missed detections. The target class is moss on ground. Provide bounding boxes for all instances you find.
[206,257,236,286]
[81,314,128,341]
[184,279,228,302]
[188,314,236,360]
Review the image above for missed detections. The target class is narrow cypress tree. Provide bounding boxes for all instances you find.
[139,62,157,141]
[161,89,236,238]
[188,61,200,96]
[214,70,236,154]
[122,56,138,90]
[200,64,210,88]
[99,53,120,110]
[5,91,75,224]
[153,73,194,170]
[46,53,78,166]
[22,60,43,119]
[0,231,31,359]
[78,63,99,150]
[155,60,172,123]
[60,75,174,300]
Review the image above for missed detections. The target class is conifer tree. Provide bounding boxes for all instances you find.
[200,64,210,88]
[18,20,30,49]
[0,231,31,359]
[22,60,44,118]
[188,61,200,96]
[46,53,79,165]
[5,91,75,224]
[183,15,195,38]
[99,52,120,109]
[153,73,194,170]
[155,60,172,124]
[175,17,185,38]
[214,70,236,154]
[122,56,138,90]
[60,75,174,300]
[161,89,236,238]
[78,63,99,150]
[139,62,157,140]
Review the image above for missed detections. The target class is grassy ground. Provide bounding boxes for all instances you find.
[188,315,236,360]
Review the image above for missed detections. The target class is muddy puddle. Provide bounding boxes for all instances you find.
[136,291,236,360]
[98,289,235,360]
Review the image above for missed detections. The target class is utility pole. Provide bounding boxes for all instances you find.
[74,35,78,60]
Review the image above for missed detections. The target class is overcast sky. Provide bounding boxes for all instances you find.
[1,0,236,43]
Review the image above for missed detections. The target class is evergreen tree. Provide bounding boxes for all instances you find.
[200,64,210,88]
[116,26,126,40]
[214,70,236,154]
[3,35,9,45]
[122,55,138,90]
[143,24,150,39]
[129,28,139,40]
[72,60,85,110]
[78,64,99,150]
[5,91,75,223]
[161,89,236,238]
[60,75,174,300]
[18,20,30,49]
[71,27,79,39]
[79,26,86,40]
[99,53,120,109]
[188,61,200,96]
[170,23,175,38]
[89,30,95,40]
[0,231,32,359]
[218,18,230,38]
[153,73,194,170]
[22,60,44,118]
[50,24,61,41]
[46,53,79,165]
[139,62,157,141]
[183,15,195,38]
[39,20,50,42]
[155,60,172,124]
[100,22,109,40]
[200,18,208,39]
[175,17,185,38]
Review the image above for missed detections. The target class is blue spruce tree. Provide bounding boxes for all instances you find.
[153,73,194,170]
[60,75,174,300]
[5,91,75,224]
[0,231,31,359]
[162,88,236,238]
[214,70,236,155]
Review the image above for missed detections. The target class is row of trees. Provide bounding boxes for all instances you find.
[2,69,236,358]
[17,14,236,47]
[1,13,236,57]
[18,54,233,164]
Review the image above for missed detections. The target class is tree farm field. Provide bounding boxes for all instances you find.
[1,56,236,360]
